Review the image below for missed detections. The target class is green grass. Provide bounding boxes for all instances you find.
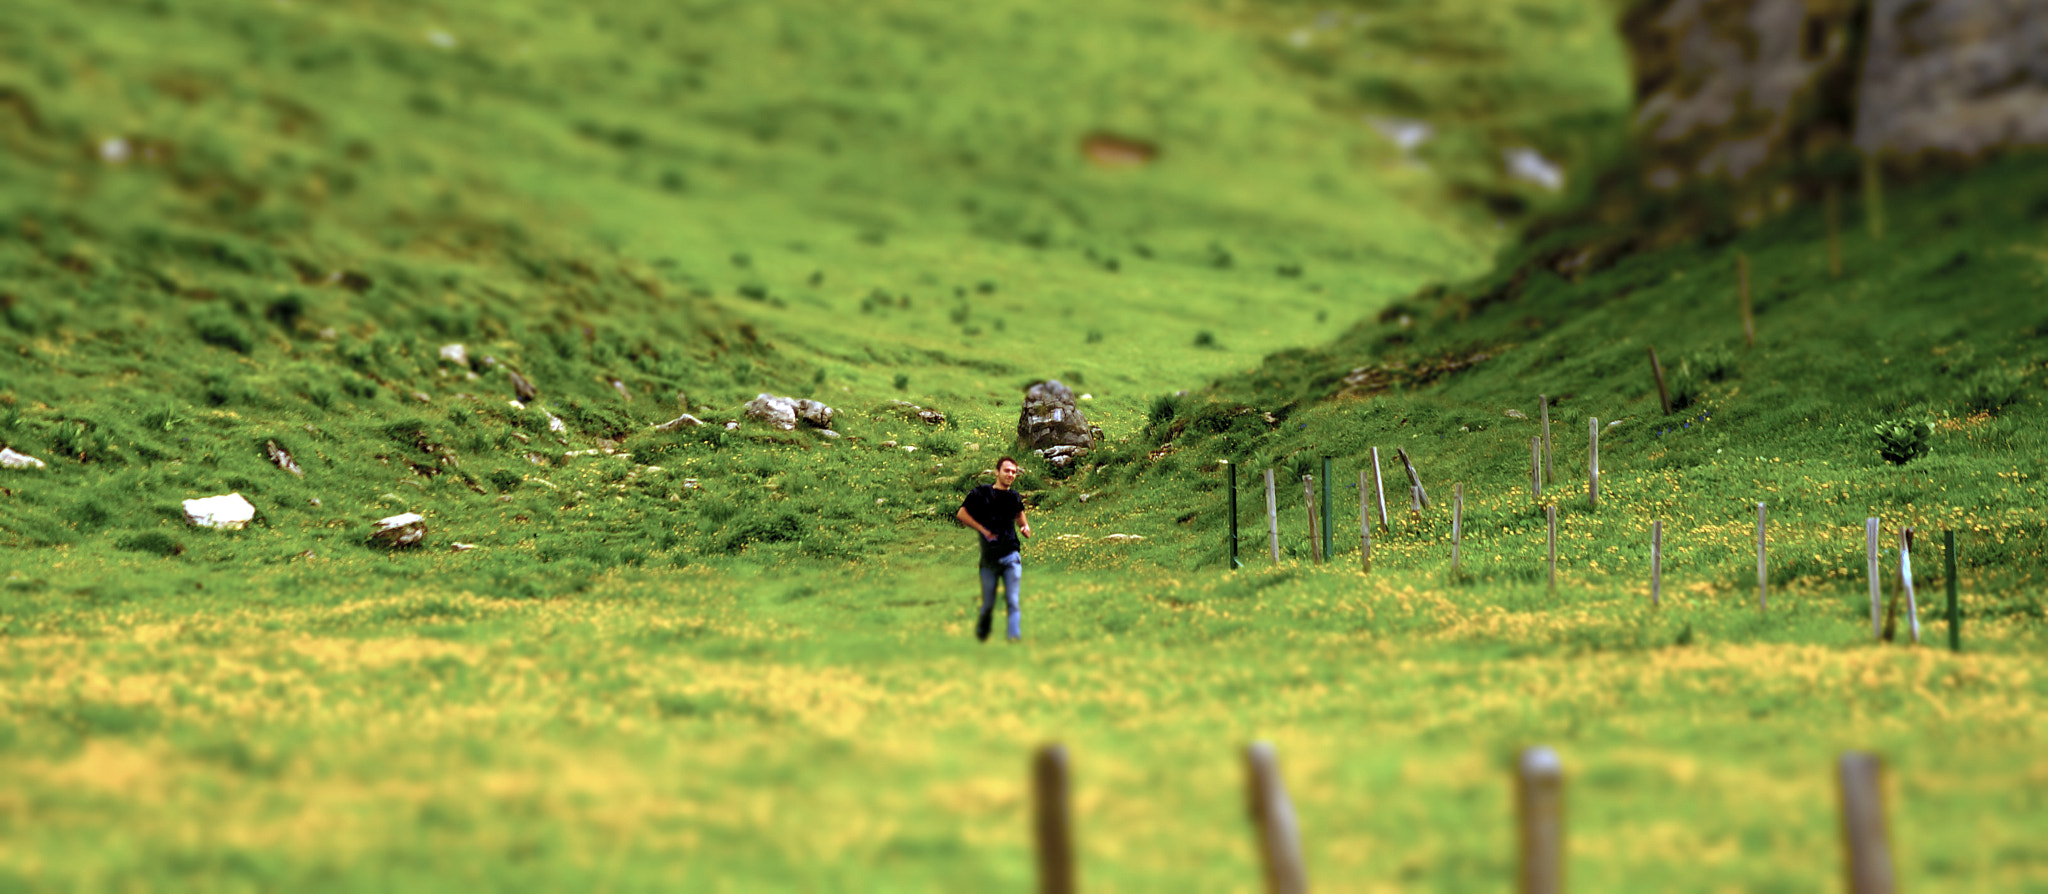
[2,0,2046,889]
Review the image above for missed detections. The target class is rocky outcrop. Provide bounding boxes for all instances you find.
[744,394,835,431]
[1018,380,1100,466]
[1856,0,2048,157]
[368,512,426,548]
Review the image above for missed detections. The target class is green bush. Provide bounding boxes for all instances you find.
[1872,417,1932,465]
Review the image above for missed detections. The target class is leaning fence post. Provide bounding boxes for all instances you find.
[1866,518,1882,640]
[1650,519,1663,608]
[1245,742,1308,894]
[1944,529,1960,653]
[1546,504,1558,594]
[1301,475,1322,565]
[1358,470,1373,575]
[1033,744,1075,894]
[1838,751,1895,894]
[1539,394,1553,485]
[1226,461,1240,570]
[1517,746,1565,894]
[1755,502,1768,612]
[1587,417,1600,511]
[1450,482,1464,579]
[1370,447,1390,531]
[1265,469,1281,564]
[1396,447,1430,509]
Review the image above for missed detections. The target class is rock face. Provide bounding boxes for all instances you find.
[368,512,426,548]
[745,394,835,431]
[1856,0,2048,157]
[184,493,256,530]
[1017,380,1095,465]
[1625,0,2048,198]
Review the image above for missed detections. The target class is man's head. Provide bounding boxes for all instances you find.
[995,456,1020,488]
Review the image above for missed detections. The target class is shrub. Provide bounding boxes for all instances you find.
[1872,417,1932,465]
[191,306,255,354]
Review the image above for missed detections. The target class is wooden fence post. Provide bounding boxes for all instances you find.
[1245,742,1308,894]
[1756,502,1768,612]
[1530,436,1543,505]
[1866,518,1881,640]
[1648,346,1672,415]
[1539,394,1553,485]
[1546,504,1558,594]
[1265,469,1280,564]
[1944,530,1960,653]
[1033,744,1076,894]
[1320,457,1333,565]
[1226,461,1239,570]
[1450,482,1464,578]
[1650,519,1663,608]
[1396,448,1430,509]
[1370,447,1390,531]
[1587,417,1600,511]
[1301,475,1321,565]
[1517,746,1565,894]
[1738,252,1755,348]
[1900,528,1920,644]
[1358,470,1373,575]
[1838,751,1896,894]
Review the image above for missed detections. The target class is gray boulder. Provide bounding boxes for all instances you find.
[794,399,835,429]
[744,394,798,430]
[1018,379,1095,453]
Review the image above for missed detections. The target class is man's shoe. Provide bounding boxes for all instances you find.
[975,612,993,642]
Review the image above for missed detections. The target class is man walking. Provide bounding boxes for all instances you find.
[955,456,1031,642]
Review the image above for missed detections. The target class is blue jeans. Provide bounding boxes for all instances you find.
[979,552,1023,641]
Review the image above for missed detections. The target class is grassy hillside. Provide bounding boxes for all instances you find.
[4,0,2046,891]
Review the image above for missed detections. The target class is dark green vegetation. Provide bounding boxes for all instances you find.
[2,0,2045,890]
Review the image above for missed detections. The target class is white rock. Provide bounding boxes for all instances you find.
[725,422,739,431]
[368,512,426,548]
[1504,409,1527,419]
[794,398,835,429]
[0,448,47,470]
[439,344,469,367]
[426,28,456,49]
[1504,147,1564,191]
[901,445,918,453]
[817,429,841,439]
[450,542,477,551]
[1103,533,1146,542]
[547,414,565,433]
[744,393,799,430]
[184,493,256,530]
[98,137,131,164]
[1369,117,1435,153]
[653,414,702,432]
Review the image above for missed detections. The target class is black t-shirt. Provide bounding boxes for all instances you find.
[962,484,1026,563]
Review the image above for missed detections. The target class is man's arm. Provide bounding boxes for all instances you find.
[1016,509,1031,539]
[955,506,995,540]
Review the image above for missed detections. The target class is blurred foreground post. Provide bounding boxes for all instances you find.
[1370,447,1390,531]
[1838,751,1895,894]
[1358,470,1373,575]
[1866,518,1882,639]
[1587,418,1600,510]
[1244,742,1307,894]
[1516,746,1565,894]
[1539,394,1553,484]
[1944,530,1960,652]
[1264,469,1280,564]
[1648,346,1672,415]
[1226,461,1240,570]
[1300,475,1321,565]
[1033,744,1075,894]
[1546,504,1558,594]
[1650,519,1662,608]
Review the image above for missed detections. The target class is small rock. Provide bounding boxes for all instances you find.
[412,391,432,403]
[439,344,470,368]
[184,493,256,530]
[547,414,565,433]
[881,440,898,448]
[745,394,798,430]
[794,399,835,429]
[682,478,700,489]
[1102,533,1146,542]
[0,448,47,470]
[368,512,426,548]
[901,445,918,453]
[653,414,703,432]
[1505,409,1527,419]
[1037,444,1089,467]
[98,137,132,164]
[508,370,539,403]
[450,542,477,552]
[917,409,946,426]
[267,440,303,477]
[1080,393,1093,401]
[309,498,321,507]
[611,378,632,402]
[817,429,841,439]
[1504,147,1564,192]
[1079,493,1095,503]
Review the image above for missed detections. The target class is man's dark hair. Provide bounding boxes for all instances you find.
[996,455,1020,470]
